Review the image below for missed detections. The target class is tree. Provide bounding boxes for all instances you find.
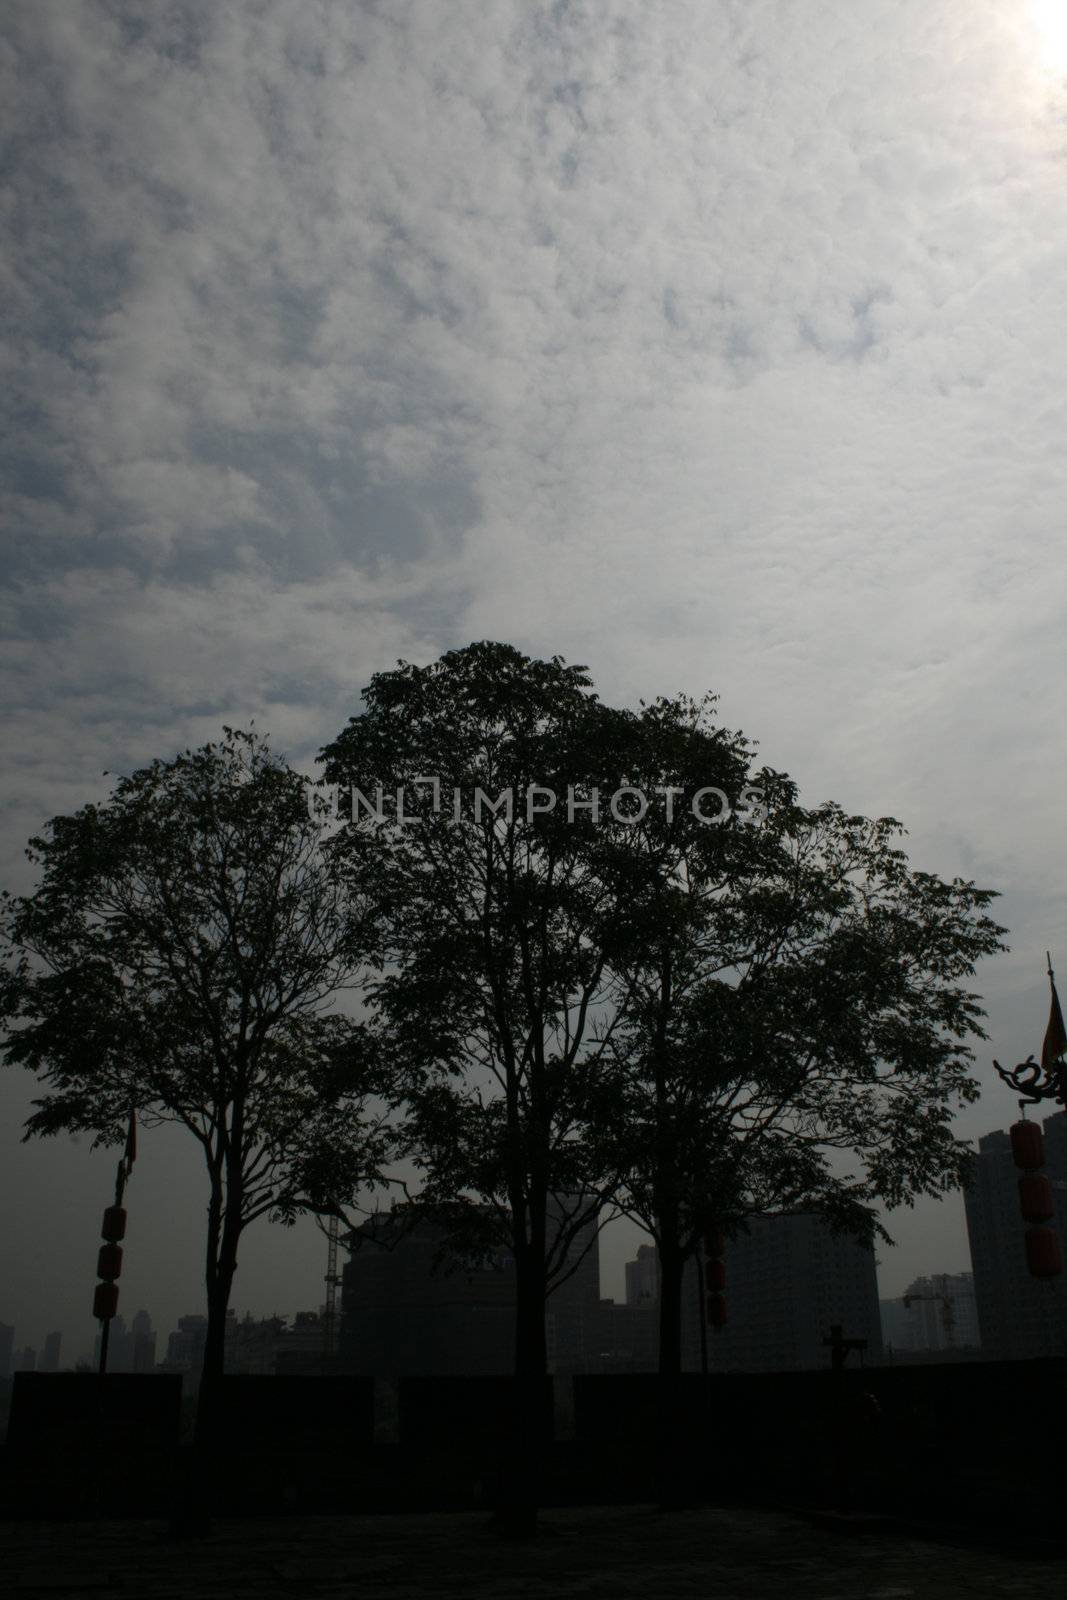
[0,728,389,1432]
[589,733,1007,1379]
[320,647,640,1366]
[319,645,758,1530]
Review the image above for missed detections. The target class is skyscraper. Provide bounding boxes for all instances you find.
[131,1310,157,1372]
[340,1206,516,1376]
[963,1110,1067,1358]
[340,1195,603,1375]
[680,1210,883,1372]
[625,1243,659,1307]
[40,1331,62,1372]
[94,1314,135,1372]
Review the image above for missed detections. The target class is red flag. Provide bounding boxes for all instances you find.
[1041,980,1066,1073]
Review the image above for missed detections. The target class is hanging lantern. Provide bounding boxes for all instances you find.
[702,1229,726,1259]
[1018,1172,1054,1224]
[707,1292,728,1327]
[96,1242,123,1281]
[1024,1226,1063,1279]
[705,1257,726,1292]
[101,1206,127,1241]
[93,1281,119,1320]
[1010,1121,1045,1170]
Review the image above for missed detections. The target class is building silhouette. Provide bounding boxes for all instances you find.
[545,1196,603,1373]
[130,1309,157,1373]
[594,1299,659,1371]
[0,1323,13,1381]
[340,1208,515,1375]
[40,1331,62,1372]
[963,1109,1067,1359]
[161,1314,209,1375]
[618,1212,882,1373]
[340,1197,603,1375]
[273,1310,333,1374]
[95,1312,155,1373]
[157,1308,332,1380]
[880,1273,980,1356]
[679,1211,883,1372]
[625,1243,659,1307]
[12,1345,37,1373]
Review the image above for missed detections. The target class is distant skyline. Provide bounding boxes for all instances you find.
[2,1110,1055,1358]
[4,1,1067,1350]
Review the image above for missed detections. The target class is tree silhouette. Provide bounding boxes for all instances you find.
[0,728,390,1437]
[591,741,1007,1379]
[320,645,759,1530]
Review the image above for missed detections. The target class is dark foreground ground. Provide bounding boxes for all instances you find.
[1,1505,1063,1600]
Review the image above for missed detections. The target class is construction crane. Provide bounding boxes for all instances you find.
[322,1213,341,1367]
[903,1273,957,1347]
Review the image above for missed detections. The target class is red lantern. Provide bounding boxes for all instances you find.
[96,1242,123,1281]
[1024,1226,1063,1279]
[1018,1172,1054,1224]
[101,1206,127,1241]
[1010,1121,1045,1171]
[702,1230,725,1259]
[705,1258,726,1292]
[93,1281,119,1320]
[707,1292,728,1327]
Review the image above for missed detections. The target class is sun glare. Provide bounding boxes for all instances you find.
[1031,0,1067,71]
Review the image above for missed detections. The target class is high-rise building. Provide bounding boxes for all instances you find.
[678,1210,883,1372]
[12,1346,37,1373]
[131,1310,157,1373]
[963,1110,1067,1359]
[341,1196,603,1375]
[545,1196,603,1373]
[0,1323,13,1381]
[222,1312,286,1374]
[880,1273,980,1355]
[625,1244,659,1307]
[161,1314,209,1374]
[274,1310,332,1374]
[94,1314,137,1372]
[340,1207,516,1375]
[40,1331,62,1372]
[595,1300,659,1371]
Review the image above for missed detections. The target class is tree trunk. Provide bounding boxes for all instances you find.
[197,1221,240,1436]
[656,1237,688,1508]
[658,1247,684,1376]
[174,1187,241,1536]
[493,1215,548,1538]
[514,1247,548,1378]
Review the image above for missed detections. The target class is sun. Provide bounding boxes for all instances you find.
[1031,0,1067,71]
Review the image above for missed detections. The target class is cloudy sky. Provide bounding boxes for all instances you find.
[3,0,1067,1360]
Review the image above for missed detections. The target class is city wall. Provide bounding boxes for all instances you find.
[2,1360,1064,1538]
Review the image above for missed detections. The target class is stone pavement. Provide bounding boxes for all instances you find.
[1,1505,1061,1599]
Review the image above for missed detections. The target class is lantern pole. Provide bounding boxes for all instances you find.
[95,1108,137,1377]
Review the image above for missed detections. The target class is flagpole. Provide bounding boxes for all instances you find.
[992,956,1067,1111]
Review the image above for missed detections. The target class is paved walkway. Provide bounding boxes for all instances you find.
[1,1505,1061,1599]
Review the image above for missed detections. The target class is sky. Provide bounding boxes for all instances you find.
[2,0,1067,1360]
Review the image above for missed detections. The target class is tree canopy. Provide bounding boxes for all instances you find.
[0,727,390,1407]
[586,748,1007,1371]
